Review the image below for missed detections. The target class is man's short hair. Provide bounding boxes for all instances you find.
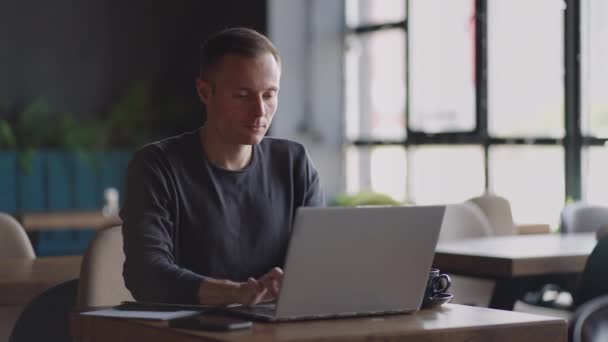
[199,27,281,81]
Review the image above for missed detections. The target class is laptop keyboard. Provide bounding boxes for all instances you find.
[230,302,276,317]
[247,305,275,315]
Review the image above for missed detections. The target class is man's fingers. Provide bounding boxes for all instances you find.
[239,278,261,306]
[241,269,285,305]
[259,267,283,281]
[268,268,283,296]
[246,285,267,306]
[256,268,283,298]
[259,268,284,286]
[247,277,262,291]
[270,267,284,277]
[258,277,280,296]
[266,268,283,283]
[254,288,268,304]
[273,281,280,294]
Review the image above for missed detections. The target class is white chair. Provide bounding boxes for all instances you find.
[438,203,496,307]
[466,193,518,236]
[597,225,608,241]
[561,202,608,235]
[0,213,35,341]
[76,226,133,309]
[438,202,494,242]
[0,213,35,259]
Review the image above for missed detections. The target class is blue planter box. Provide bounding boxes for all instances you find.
[0,149,132,256]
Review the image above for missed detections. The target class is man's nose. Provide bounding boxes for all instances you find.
[251,95,265,117]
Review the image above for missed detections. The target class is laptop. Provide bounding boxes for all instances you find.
[226,205,446,322]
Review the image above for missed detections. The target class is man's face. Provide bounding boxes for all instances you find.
[196,53,280,146]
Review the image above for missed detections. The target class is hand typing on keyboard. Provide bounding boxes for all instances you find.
[238,267,284,306]
[197,267,284,306]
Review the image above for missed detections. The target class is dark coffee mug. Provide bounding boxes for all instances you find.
[424,268,451,300]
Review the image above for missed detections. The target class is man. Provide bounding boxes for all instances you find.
[121,28,325,306]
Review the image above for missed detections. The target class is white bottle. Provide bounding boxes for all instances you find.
[102,187,119,216]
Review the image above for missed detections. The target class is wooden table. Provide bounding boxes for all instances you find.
[19,211,121,231]
[0,256,82,305]
[71,304,566,342]
[434,233,597,309]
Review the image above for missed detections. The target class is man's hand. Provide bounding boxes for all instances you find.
[236,267,284,306]
[197,267,284,306]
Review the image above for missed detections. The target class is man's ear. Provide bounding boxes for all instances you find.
[196,78,212,104]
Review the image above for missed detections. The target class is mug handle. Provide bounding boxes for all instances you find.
[434,274,451,293]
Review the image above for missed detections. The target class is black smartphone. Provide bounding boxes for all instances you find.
[169,315,252,331]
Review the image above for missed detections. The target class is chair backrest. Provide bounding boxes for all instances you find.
[439,203,494,242]
[0,213,35,258]
[575,235,608,308]
[466,193,517,236]
[561,202,608,235]
[76,225,133,309]
[438,203,496,307]
[10,278,78,342]
[597,225,608,241]
[569,294,608,342]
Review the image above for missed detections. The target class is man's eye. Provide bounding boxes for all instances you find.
[264,92,276,99]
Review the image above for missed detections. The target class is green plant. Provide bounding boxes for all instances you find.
[102,81,157,148]
[333,191,403,206]
[0,98,105,171]
[0,80,202,170]
[0,119,16,148]
[99,80,201,148]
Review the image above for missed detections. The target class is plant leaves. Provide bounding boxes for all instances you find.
[0,119,16,148]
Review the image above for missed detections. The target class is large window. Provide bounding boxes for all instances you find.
[581,0,608,207]
[409,0,476,133]
[345,0,608,229]
[410,146,484,204]
[582,147,608,206]
[345,146,408,201]
[488,0,564,138]
[489,146,565,226]
[582,0,608,138]
[345,28,406,140]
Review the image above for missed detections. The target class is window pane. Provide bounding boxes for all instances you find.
[489,146,565,229]
[409,0,476,133]
[346,0,406,27]
[345,146,407,202]
[488,0,564,138]
[581,0,608,138]
[410,146,485,204]
[583,146,608,205]
[345,146,362,196]
[345,29,406,140]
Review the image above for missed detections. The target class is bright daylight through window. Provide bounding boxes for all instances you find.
[345,0,608,229]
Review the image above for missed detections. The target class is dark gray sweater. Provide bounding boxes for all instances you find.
[120,129,324,304]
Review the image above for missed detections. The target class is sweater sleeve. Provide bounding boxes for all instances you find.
[120,147,206,304]
[302,149,325,207]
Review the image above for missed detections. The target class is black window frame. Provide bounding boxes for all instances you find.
[345,0,608,204]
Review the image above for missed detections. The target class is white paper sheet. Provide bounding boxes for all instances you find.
[80,308,199,320]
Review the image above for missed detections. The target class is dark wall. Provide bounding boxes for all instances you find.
[0,0,267,134]
[0,1,267,255]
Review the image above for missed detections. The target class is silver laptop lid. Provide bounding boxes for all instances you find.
[275,205,446,319]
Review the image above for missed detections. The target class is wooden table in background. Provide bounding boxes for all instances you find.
[0,256,82,305]
[71,304,566,342]
[434,233,597,309]
[19,211,121,232]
